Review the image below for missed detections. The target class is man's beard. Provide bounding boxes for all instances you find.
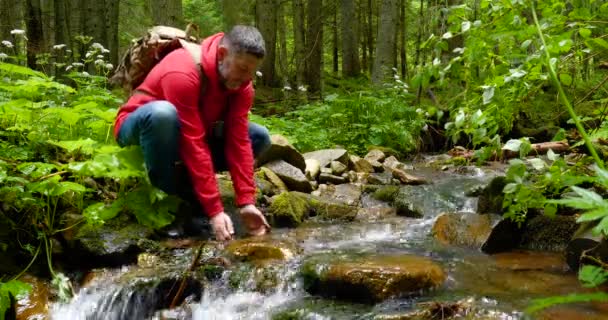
[218,63,240,90]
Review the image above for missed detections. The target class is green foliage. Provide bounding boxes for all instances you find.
[0,280,31,319]
[183,0,224,36]
[527,292,608,314]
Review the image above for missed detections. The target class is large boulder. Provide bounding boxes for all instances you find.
[263,160,312,193]
[393,186,425,218]
[316,183,362,207]
[520,214,579,252]
[303,149,349,168]
[255,134,306,172]
[477,176,507,214]
[267,191,359,227]
[302,254,446,302]
[432,212,502,248]
[260,167,289,193]
[349,155,374,173]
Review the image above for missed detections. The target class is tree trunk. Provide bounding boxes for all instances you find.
[105,0,119,67]
[25,0,45,69]
[340,0,360,77]
[367,0,373,71]
[332,7,338,74]
[371,0,399,85]
[0,0,24,56]
[149,0,183,27]
[293,0,306,98]
[305,0,323,95]
[256,0,277,87]
[400,0,407,79]
[277,1,288,86]
[360,0,367,73]
[414,0,423,67]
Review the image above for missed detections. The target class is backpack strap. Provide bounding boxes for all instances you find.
[180,40,208,101]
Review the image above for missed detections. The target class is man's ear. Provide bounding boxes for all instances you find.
[217,45,229,62]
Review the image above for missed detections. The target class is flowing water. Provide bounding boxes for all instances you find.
[45,163,608,320]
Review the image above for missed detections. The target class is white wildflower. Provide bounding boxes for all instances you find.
[453,47,465,54]
[416,108,424,114]
[283,85,292,91]
[91,43,105,51]
[2,40,13,48]
[85,51,94,58]
[394,74,400,80]
[97,55,104,59]
[391,67,398,72]
[71,62,84,67]
[298,85,307,92]
[94,59,105,66]
[395,79,403,84]
[81,71,90,76]
[53,44,67,50]
[10,29,25,36]
[0,53,7,60]
[433,57,441,66]
[102,49,110,54]
[65,65,73,71]
[105,63,113,70]
[256,71,263,77]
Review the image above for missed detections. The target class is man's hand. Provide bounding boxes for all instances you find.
[240,204,271,236]
[210,212,234,241]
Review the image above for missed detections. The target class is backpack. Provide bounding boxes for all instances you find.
[109,25,206,96]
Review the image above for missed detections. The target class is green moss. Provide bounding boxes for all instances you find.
[268,192,310,227]
[372,186,399,202]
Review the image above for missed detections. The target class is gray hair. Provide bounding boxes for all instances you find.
[221,25,266,59]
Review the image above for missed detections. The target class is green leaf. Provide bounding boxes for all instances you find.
[48,139,97,154]
[527,292,608,314]
[126,186,174,229]
[571,186,605,205]
[593,215,608,236]
[482,86,495,105]
[547,149,558,161]
[575,208,608,223]
[503,183,518,194]
[0,280,32,318]
[579,265,608,288]
[559,73,573,86]
[543,203,557,218]
[591,38,608,50]
[83,200,123,225]
[528,158,546,171]
[0,62,47,78]
[503,139,522,152]
[551,128,566,142]
[579,28,591,38]
[521,39,532,49]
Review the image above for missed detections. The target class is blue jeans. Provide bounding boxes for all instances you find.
[116,100,271,195]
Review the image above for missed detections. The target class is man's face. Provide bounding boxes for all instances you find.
[218,47,261,90]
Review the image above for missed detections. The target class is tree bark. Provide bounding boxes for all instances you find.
[400,0,407,79]
[332,6,338,74]
[293,0,306,98]
[367,0,373,71]
[340,0,360,77]
[360,0,367,73]
[25,0,45,69]
[149,0,183,27]
[105,0,119,67]
[0,0,24,57]
[277,1,288,86]
[255,0,278,87]
[305,0,323,95]
[371,0,399,85]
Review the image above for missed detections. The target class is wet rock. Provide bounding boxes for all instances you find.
[481,219,521,254]
[330,161,347,175]
[355,207,397,221]
[392,169,428,185]
[16,275,49,320]
[565,223,608,271]
[255,170,279,196]
[304,159,321,180]
[346,170,358,183]
[520,214,578,252]
[320,167,332,175]
[477,176,507,214]
[369,159,384,172]
[303,149,349,168]
[137,253,161,268]
[367,172,393,185]
[260,167,289,193]
[492,251,568,272]
[318,173,347,185]
[264,160,312,193]
[465,183,485,197]
[69,214,154,267]
[302,254,446,302]
[364,149,386,163]
[226,238,299,264]
[393,186,425,218]
[432,212,502,248]
[316,184,362,206]
[372,185,399,202]
[255,134,306,172]
[349,155,374,173]
[373,298,474,320]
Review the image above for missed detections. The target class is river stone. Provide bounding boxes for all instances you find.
[393,186,425,218]
[364,149,386,163]
[355,207,397,221]
[302,254,446,302]
[267,191,310,227]
[519,214,578,252]
[481,219,521,254]
[367,172,393,185]
[260,167,289,193]
[330,161,347,175]
[492,251,568,272]
[303,149,349,168]
[477,176,507,214]
[372,185,400,202]
[382,156,404,171]
[264,160,312,193]
[305,159,321,180]
[226,238,299,264]
[71,214,154,267]
[254,170,279,196]
[318,173,347,185]
[316,183,362,206]
[255,134,306,172]
[349,155,374,173]
[392,169,428,185]
[15,275,50,320]
[432,212,502,248]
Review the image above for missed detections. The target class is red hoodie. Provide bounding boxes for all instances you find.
[114,33,256,217]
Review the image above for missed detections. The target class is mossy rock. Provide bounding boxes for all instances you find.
[366,146,403,159]
[393,186,424,218]
[267,192,310,227]
[226,238,299,263]
[520,214,578,252]
[372,185,400,202]
[477,176,507,214]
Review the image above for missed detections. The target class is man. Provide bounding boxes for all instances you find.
[113,25,271,241]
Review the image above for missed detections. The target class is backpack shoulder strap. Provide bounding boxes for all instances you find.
[179,39,208,100]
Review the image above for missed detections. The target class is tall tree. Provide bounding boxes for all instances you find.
[332,6,339,74]
[221,0,254,30]
[0,0,23,56]
[105,0,119,66]
[305,0,323,95]
[149,0,183,27]
[293,0,306,97]
[371,0,399,84]
[256,0,278,86]
[24,0,45,69]
[277,1,289,86]
[340,0,360,77]
[399,0,407,79]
